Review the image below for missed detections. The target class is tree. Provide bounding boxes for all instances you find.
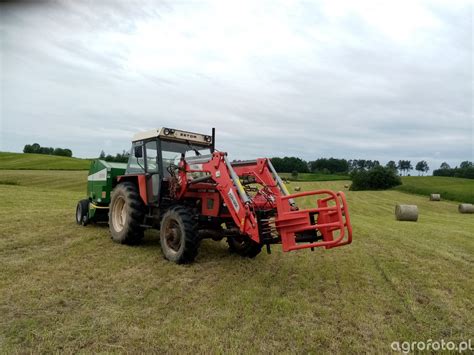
[40,146,54,155]
[22,143,72,157]
[386,160,397,172]
[114,150,129,163]
[460,161,473,169]
[397,160,405,175]
[23,144,33,153]
[398,160,413,176]
[433,162,474,179]
[440,162,451,169]
[423,161,429,175]
[356,159,367,170]
[350,166,402,191]
[270,157,309,173]
[415,160,429,176]
[308,158,349,174]
[101,150,130,163]
[31,143,41,153]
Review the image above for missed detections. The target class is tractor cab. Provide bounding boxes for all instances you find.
[121,127,214,205]
[126,127,213,176]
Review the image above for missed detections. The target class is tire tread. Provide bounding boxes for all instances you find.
[109,182,145,245]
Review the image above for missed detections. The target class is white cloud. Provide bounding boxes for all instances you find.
[0,0,472,170]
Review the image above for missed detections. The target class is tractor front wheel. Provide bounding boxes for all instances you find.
[109,182,145,245]
[160,206,200,264]
[76,199,89,226]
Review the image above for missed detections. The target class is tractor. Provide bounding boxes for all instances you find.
[76,127,352,263]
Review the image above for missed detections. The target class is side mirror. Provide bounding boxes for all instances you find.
[134,145,143,158]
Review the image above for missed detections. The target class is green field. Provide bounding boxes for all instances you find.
[0,152,90,170]
[1,169,472,353]
[396,176,474,204]
[279,172,349,181]
[0,170,87,192]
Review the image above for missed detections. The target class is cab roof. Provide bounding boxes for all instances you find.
[132,127,212,146]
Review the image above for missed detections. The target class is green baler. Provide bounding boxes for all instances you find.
[76,159,127,225]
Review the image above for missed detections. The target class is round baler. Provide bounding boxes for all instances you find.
[75,159,127,225]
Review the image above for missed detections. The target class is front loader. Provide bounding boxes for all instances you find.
[76,127,352,263]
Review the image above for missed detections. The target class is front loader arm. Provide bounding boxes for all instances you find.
[178,152,352,253]
[179,152,261,242]
[231,158,352,251]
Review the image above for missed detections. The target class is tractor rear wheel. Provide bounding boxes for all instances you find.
[160,206,200,264]
[109,182,145,245]
[76,199,89,226]
[227,235,262,258]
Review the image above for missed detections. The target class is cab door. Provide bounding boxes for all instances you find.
[144,140,160,204]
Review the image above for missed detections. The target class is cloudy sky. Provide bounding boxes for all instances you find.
[0,0,472,170]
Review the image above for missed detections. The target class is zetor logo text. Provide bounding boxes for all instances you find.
[178,132,198,139]
[391,339,472,353]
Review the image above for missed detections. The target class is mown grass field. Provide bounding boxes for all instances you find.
[1,170,473,353]
[396,176,474,204]
[0,152,90,170]
[279,172,349,181]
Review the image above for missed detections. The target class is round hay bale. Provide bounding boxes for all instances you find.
[294,186,301,192]
[395,204,418,221]
[344,184,350,189]
[458,203,474,214]
[429,194,441,201]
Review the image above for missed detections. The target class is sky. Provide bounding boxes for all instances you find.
[0,0,472,171]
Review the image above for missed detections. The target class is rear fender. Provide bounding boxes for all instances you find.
[116,175,148,205]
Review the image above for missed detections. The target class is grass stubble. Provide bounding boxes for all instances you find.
[0,171,472,353]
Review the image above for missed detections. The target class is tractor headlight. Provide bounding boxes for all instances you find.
[164,128,170,135]
[204,135,212,143]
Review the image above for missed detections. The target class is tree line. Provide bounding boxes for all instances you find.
[23,143,72,157]
[270,157,310,173]
[271,157,431,176]
[99,150,130,163]
[433,161,474,179]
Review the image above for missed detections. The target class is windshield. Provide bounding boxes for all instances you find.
[161,140,211,176]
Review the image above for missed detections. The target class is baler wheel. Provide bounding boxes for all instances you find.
[227,235,262,258]
[109,182,145,245]
[76,199,89,226]
[160,206,200,264]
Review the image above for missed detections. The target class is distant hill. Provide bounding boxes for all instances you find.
[0,152,91,170]
[395,176,474,204]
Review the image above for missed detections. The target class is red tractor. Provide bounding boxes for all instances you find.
[79,127,352,263]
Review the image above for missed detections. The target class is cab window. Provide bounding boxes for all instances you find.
[145,140,159,173]
[161,140,211,177]
[126,141,145,174]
